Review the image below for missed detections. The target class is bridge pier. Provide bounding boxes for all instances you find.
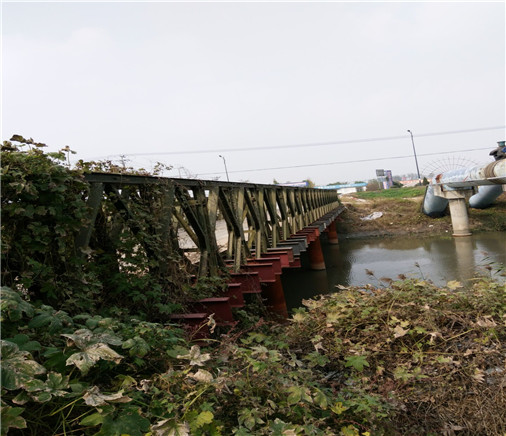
[326,221,339,244]
[307,237,326,270]
[433,185,475,237]
[263,276,289,318]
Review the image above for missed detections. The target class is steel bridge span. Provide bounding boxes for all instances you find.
[80,173,344,324]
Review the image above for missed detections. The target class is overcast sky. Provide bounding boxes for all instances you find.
[2,1,505,185]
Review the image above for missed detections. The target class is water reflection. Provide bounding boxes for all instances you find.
[282,232,505,311]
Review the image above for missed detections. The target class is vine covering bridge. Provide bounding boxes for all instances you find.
[79,173,344,324]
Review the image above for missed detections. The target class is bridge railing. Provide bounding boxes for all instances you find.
[79,173,341,278]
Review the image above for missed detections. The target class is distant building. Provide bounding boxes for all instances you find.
[277,181,309,187]
[316,182,367,194]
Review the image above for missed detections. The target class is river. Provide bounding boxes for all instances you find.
[281,231,506,311]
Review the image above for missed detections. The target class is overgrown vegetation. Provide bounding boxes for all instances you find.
[1,136,209,319]
[2,276,505,435]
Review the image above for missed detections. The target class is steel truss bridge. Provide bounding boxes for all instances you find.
[79,173,344,323]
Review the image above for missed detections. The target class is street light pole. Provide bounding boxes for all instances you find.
[218,155,230,182]
[407,130,422,185]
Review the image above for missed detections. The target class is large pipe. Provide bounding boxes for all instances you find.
[433,159,506,189]
[469,185,504,209]
[422,184,448,217]
[422,159,505,216]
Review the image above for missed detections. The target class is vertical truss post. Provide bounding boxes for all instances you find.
[75,182,104,253]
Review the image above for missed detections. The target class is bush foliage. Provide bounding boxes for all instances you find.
[1,136,199,319]
[2,277,505,435]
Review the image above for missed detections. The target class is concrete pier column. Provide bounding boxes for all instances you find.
[307,237,326,270]
[327,221,339,245]
[263,276,288,318]
[448,197,472,237]
[432,185,475,237]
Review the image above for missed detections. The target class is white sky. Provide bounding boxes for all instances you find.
[2,1,505,185]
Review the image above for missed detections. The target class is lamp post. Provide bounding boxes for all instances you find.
[407,130,421,185]
[218,155,230,182]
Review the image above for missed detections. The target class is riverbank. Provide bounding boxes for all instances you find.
[336,187,506,239]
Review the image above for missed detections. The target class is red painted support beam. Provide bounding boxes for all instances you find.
[246,258,282,275]
[224,283,245,307]
[229,272,262,294]
[191,297,235,326]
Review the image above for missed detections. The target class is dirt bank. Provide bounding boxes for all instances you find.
[336,190,506,239]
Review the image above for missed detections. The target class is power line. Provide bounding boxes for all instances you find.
[198,147,492,176]
[94,125,505,158]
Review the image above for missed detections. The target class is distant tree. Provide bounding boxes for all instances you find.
[354,181,365,184]
[366,179,381,191]
[327,181,347,186]
[304,178,315,188]
[273,178,279,185]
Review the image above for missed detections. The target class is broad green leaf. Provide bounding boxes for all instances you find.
[3,334,41,353]
[66,343,122,374]
[1,406,27,435]
[95,406,149,436]
[286,386,302,405]
[194,411,214,428]
[344,355,369,372]
[62,328,122,349]
[122,336,150,357]
[0,340,46,390]
[0,288,34,321]
[330,401,349,415]
[80,412,105,427]
[313,389,328,409]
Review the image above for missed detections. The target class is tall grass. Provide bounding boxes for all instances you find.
[353,186,426,199]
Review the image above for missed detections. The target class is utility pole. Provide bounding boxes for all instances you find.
[219,155,230,182]
[407,130,422,185]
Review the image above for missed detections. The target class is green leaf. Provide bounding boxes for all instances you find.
[80,412,105,427]
[330,401,349,415]
[122,336,150,357]
[313,389,329,409]
[344,355,370,372]
[286,386,302,405]
[66,343,122,374]
[195,410,213,428]
[62,328,122,349]
[0,340,46,390]
[95,406,149,436]
[1,406,27,435]
[0,288,34,322]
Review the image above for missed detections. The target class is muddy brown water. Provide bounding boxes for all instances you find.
[281,231,506,311]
